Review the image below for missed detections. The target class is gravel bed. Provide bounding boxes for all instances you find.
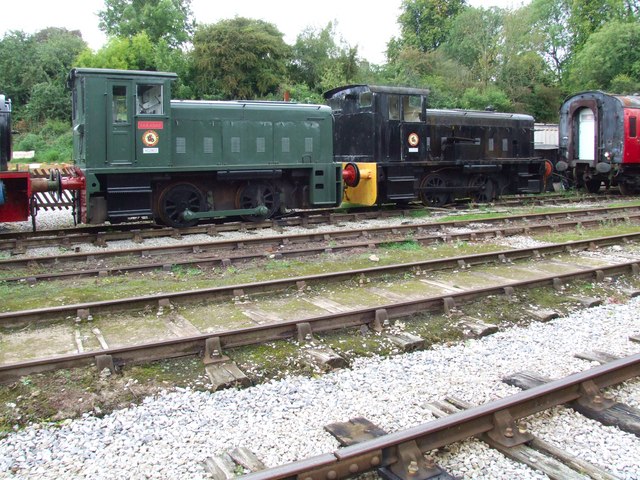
[3,203,616,260]
[1,297,639,479]
[4,208,448,259]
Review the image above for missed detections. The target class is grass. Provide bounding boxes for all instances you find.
[533,221,640,243]
[0,242,507,314]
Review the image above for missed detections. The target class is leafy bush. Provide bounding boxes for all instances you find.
[13,119,72,165]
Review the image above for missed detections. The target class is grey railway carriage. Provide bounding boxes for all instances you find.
[69,68,340,227]
[324,85,547,207]
[558,91,640,194]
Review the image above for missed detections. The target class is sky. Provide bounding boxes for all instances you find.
[1,0,528,65]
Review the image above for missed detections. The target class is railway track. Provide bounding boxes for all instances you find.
[2,204,640,283]
[0,192,628,252]
[1,229,639,384]
[238,351,640,480]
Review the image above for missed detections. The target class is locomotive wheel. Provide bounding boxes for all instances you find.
[585,178,601,193]
[468,174,496,203]
[619,182,639,195]
[419,174,450,207]
[157,182,205,227]
[235,182,280,222]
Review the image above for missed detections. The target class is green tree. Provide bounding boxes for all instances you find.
[0,28,86,120]
[25,82,71,123]
[381,47,471,108]
[0,31,39,107]
[523,0,575,82]
[33,28,87,85]
[192,18,290,99]
[568,20,640,91]
[460,86,512,111]
[442,7,504,85]
[568,0,634,50]
[290,22,339,90]
[76,33,159,71]
[289,21,362,94]
[98,0,195,47]
[393,0,466,55]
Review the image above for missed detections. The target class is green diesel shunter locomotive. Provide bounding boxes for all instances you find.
[68,68,341,227]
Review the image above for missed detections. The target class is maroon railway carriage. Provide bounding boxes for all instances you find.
[558,91,640,194]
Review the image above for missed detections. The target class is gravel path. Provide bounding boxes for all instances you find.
[1,297,639,479]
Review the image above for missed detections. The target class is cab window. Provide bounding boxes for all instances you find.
[359,92,372,109]
[389,95,400,120]
[112,86,128,123]
[137,84,164,115]
[403,95,422,122]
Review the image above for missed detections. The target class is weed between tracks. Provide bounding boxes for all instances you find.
[2,215,640,435]
[1,272,639,436]
[0,241,502,313]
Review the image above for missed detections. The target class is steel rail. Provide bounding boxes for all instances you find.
[0,208,407,251]
[0,258,638,383]
[1,205,639,277]
[0,196,632,251]
[1,232,639,327]
[239,352,640,480]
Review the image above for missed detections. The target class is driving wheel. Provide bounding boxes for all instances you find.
[157,182,205,227]
[419,174,450,207]
[235,182,280,221]
[468,174,496,203]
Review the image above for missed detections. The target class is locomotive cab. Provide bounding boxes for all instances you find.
[325,85,430,205]
[69,68,177,224]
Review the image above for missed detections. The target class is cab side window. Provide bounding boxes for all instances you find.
[402,95,422,122]
[137,84,164,115]
[112,86,128,123]
[388,95,400,120]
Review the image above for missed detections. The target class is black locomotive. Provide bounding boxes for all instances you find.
[326,85,546,208]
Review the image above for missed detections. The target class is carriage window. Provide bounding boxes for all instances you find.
[631,116,637,138]
[112,86,128,123]
[403,96,422,122]
[359,92,372,108]
[388,95,400,120]
[137,84,163,115]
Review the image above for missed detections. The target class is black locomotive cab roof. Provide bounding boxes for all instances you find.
[323,84,430,99]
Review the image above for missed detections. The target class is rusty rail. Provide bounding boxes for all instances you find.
[1,205,640,276]
[1,232,640,326]
[2,202,639,253]
[240,353,640,480]
[0,258,638,383]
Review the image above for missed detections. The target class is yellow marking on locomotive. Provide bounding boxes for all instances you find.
[342,162,378,206]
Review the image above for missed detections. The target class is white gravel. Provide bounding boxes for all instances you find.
[1,297,639,479]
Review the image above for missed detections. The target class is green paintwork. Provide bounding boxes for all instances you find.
[68,68,339,222]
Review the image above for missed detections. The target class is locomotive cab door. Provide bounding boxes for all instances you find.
[107,80,135,166]
[134,82,171,168]
[399,95,427,162]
